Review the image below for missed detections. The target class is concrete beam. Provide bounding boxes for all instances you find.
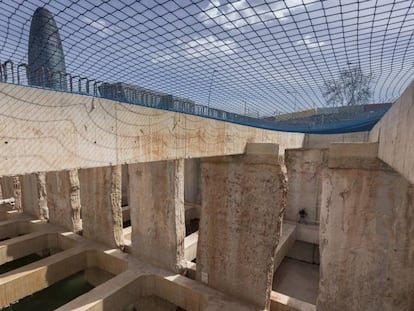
[197,143,285,309]
[328,142,387,170]
[0,232,55,265]
[0,83,305,176]
[270,291,316,311]
[0,218,32,240]
[0,247,86,307]
[303,132,369,149]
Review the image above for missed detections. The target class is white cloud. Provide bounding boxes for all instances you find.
[151,53,177,63]
[199,0,319,30]
[151,35,238,63]
[184,35,238,58]
[81,16,119,37]
[297,35,325,48]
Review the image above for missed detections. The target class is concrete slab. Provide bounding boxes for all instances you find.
[184,231,198,262]
[273,258,319,305]
[270,291,316,311]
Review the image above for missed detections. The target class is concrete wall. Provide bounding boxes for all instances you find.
[317,143,414,311]
[0,83,305,176]
[184,158,201,205]
[303,132,369,149]
[196,144,285,309]
[285,149,328,223]
[369,81,414,184]
[128,160,186,273]
[46,169,82,233]
[78,165,124,248]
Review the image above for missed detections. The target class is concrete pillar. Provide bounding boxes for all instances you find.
[20,172,48,219]
[128,159,185,273]
[79,165,124,248]
[317,143,414,311]
[196,143,285,310]
[0,176,22,212]
[46,169,82,233]
[37,172,48,220]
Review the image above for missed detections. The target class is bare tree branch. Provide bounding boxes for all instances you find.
[322,67,373,106]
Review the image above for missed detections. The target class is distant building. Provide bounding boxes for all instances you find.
[99,82,196,111]
[28,7,67,90]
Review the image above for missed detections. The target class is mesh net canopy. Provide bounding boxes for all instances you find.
[0,0,412,133]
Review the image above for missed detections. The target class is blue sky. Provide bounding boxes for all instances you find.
[0,0,413,115]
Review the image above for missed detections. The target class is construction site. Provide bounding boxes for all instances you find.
[0,1,413,311]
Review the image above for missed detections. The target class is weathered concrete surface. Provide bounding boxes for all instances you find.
[0,247,87,307]
[303,132,368,149]
[274,222,296,271]
[0,231,52,265]
[121,164,129,206]
[20,172,48,219]
[0,83,305,176]
[196,143,285,309]
[273,258,319,305]
[369,81,414,184]
[270,291,316,311]
[135,296,177,311]
[184,158,201,205]
[46,169,82,233]
[287,241,319,265]
[0,211,266,311]
[128,160,186,273]
[295,223,319,245]
[79,165,124,248]
[285,149,327,223]
[184,231,198,261]
[0,176,22,212]
[317,144,414,311]
[36,172,48,220]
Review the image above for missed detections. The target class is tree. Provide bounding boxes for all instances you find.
[322,67,373,107]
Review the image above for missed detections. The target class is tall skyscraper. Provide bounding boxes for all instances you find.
[28,7,66,90]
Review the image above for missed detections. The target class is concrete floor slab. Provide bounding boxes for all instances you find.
[273,258,319,305]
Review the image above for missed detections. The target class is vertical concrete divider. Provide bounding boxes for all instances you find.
[37,172,48,220]
[20,172,48,219]
[0,176,22,212]
[196,143,285,310]
[317,143,414,311]
[128,159,186,273]
[46,169,82,233]
[79,165,124,248]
